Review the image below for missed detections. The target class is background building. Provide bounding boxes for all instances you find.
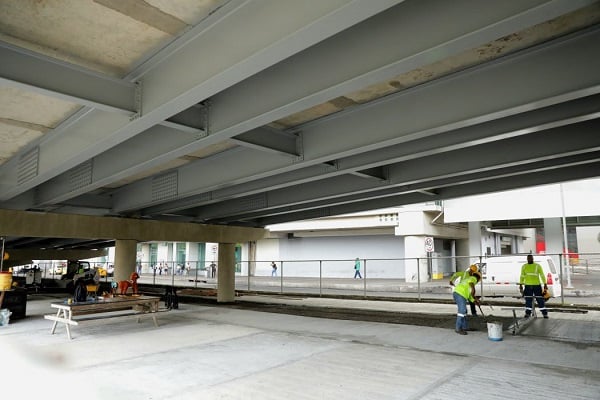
[84,179,600,282]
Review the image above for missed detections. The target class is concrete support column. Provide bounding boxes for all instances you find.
[217,243,236,303]
[114,239,137,282]
[247,241,257,276]
[404,236,427,283]
[544,217,563,267]
[468,221,482,261]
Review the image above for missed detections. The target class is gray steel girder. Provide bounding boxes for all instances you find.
[0,0,400,199]
[252,162,600,226]
[188,122,600,221]
[0,43,137,113]
[0,0,583,202]
[140,94,600,216]
[110,27,600,214]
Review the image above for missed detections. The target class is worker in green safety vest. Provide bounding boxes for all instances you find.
[449,264,479,317]
[519,254,548,319]
[452,270,481,335]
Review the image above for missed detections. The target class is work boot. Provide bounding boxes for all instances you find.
[455,329,468,335]
[543,314,549,319]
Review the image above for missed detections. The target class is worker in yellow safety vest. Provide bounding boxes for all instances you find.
[519,254,548,319]
[449,264,479,316]
[452,271,481,335]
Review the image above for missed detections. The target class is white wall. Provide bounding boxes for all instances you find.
[481,229,497,256]
[254,235,406,278]
[255,238,280,266]
[576,226,600,255]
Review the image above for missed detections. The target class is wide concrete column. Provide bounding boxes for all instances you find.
[217,243,236,303]
[114,239,137,281]
[544,217,563,266]
[404,236,428,283]
[468,221,483,260]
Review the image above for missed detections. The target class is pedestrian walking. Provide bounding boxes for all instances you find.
[452,270,481,335]
[353,258,362,279]
[449,264,479,316]
[519,254,549,319]
[271,261,278,277]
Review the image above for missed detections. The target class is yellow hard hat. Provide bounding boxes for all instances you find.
[469,264,478,272]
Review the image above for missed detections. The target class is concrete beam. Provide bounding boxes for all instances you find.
[4,248,108,263]
[0,209,266,243]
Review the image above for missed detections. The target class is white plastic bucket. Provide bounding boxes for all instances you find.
[487,321,503,341]
[0,309,11,326]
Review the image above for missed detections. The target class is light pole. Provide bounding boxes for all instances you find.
[0,236,5,272]
[560,184,573,288]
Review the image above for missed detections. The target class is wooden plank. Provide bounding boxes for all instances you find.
[52,296,160,314]
[47,295,161,339]
[73,311,146,322]
[72,306,139,316]
[44,314,79,325]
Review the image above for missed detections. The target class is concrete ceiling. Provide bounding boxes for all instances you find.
[1,0,600,250]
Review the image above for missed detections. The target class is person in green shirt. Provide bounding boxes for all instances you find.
[519,254,548,319]
[452,270,481,335]
[449,264,479,317]
[353,258,362,279]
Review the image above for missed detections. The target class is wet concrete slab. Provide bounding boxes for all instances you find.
[1,294,599,400]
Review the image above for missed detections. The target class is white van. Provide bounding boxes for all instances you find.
[475,255,562,299]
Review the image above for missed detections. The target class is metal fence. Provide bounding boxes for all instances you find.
[9,253,600,307]
[132,253,600,306]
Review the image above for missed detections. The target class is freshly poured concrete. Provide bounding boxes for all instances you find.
[1,294,599,400]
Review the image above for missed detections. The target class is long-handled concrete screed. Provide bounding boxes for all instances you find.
[480,297,494,311]
[477,303,486,320]
[476,297,494,322]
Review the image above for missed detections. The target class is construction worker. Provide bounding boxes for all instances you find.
[519,254,548,319]
[449,264,479,316]
[452,270,481,335]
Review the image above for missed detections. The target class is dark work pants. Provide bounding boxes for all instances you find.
[523,284,548,317]
[469,301,477,316]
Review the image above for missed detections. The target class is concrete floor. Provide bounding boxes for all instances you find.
[1,294,599,400]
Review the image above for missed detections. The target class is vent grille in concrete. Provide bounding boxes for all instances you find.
[152,171,178,202]
[234,194,267,213]
[17,147,39,185]
[69,160,93,191]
